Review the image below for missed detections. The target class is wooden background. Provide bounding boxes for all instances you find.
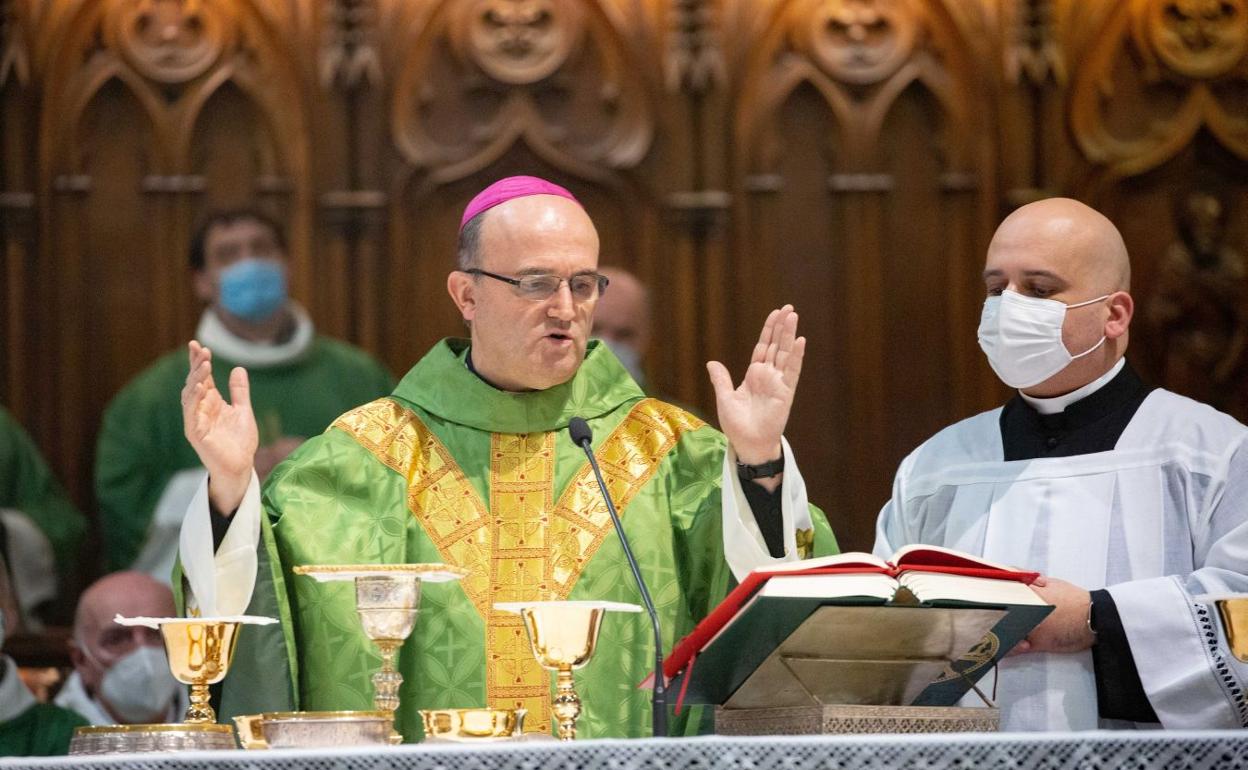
[2,0,1248,566]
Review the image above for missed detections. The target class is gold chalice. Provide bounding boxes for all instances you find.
[160,619,241,724]
[294,564,468,743]
[1214,597,1248,662]
[495,601,642,740]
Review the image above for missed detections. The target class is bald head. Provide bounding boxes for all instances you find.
[989,198,1131,294]
[74,572,174,642]
[593,267,651,352]
[981,198,1135,397]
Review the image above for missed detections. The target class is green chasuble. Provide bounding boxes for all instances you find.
[0,704,86,757]
[0,406,86,585]
[221,339,838,739]
[96,337,394,572]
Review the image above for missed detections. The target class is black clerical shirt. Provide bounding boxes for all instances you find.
[999,361,1160,724]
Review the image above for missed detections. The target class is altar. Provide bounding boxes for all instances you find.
[3,732,1247,770]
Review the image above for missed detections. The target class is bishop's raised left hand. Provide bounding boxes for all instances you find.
[707,305,805,488]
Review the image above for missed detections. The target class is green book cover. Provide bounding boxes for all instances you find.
[671,594,885,706]
[670,592,1052,707]
[910,599,1053,706]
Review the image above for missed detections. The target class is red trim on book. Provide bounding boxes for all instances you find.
[674,652,696,715]
[663,565,887,678]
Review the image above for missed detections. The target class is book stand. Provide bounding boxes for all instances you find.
[711,604,1003,735]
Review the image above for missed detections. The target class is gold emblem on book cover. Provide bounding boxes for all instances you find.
[934,632,1000,683]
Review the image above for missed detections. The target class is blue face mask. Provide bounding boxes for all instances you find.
[219,258,287,322]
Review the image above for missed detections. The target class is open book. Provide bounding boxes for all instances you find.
[665,545,1052,709]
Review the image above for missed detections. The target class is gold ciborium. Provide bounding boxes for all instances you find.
[1214,596,1248,662]
[293,564,468,742]
[161,619,241,724]
[496,601,641,740]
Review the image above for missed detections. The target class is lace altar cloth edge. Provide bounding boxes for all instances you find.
[3,730,1248,770]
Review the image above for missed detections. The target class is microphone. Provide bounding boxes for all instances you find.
[567,416,667,737]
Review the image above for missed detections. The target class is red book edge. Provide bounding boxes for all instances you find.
[662,563,1040,680]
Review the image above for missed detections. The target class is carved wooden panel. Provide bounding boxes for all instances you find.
[4,0,1247,570]
[10,0,310,527]
[1060,0,1248,415]
[725,0,1001,548]
[382,0,663,371]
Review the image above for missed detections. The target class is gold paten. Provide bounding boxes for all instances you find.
[419,707,527,741]
[160,619,241,724]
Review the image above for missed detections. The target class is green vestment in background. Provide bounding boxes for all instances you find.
[0,704,87,757]
[218,339,838,739]
[0,406,86,591]
[96,337,394,572]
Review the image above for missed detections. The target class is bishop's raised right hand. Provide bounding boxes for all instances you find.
[182,340,258,516]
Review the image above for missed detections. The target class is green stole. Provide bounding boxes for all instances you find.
[217,339,838,739]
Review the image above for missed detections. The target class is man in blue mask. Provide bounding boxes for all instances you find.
[874,197,1248,731]
[95,207,395,580]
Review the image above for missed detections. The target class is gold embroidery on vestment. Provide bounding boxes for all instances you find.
[334,397,704,734]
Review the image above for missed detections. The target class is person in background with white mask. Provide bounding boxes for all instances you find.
[94,207,394,580]
[0,553,87,756]
[874,197,1248,731]
[591,266,652,388]
[55,571,185,726]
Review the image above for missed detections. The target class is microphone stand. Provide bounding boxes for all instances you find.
[569,419,667,737]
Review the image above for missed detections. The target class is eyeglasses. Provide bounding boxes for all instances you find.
[465,268,609,302]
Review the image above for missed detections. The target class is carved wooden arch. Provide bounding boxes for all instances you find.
[734,0,984,174]
[36,0,308,181]
[388,0,658,194]
[1069,0,1248,197]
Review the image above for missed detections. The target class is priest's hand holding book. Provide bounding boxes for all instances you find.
[1011,574,1096,655]
[181,340,258,516]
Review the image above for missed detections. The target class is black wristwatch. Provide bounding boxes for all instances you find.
[736,452,785,480]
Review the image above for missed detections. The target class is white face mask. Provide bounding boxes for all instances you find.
[98,646,181,723]
[977,289,1109,389]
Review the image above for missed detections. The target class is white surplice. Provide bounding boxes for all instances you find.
[875,387,1248,731]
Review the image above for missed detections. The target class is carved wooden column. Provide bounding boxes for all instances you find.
[660,0,729,407]
[0,0,34,416]
[999,0,1065,209]
[319,0,386,347]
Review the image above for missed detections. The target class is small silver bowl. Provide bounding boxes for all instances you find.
[259,711,393,748]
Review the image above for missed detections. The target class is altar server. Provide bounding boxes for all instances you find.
[876,198,1248,730]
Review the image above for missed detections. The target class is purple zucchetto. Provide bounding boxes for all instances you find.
[459,175,582,233]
